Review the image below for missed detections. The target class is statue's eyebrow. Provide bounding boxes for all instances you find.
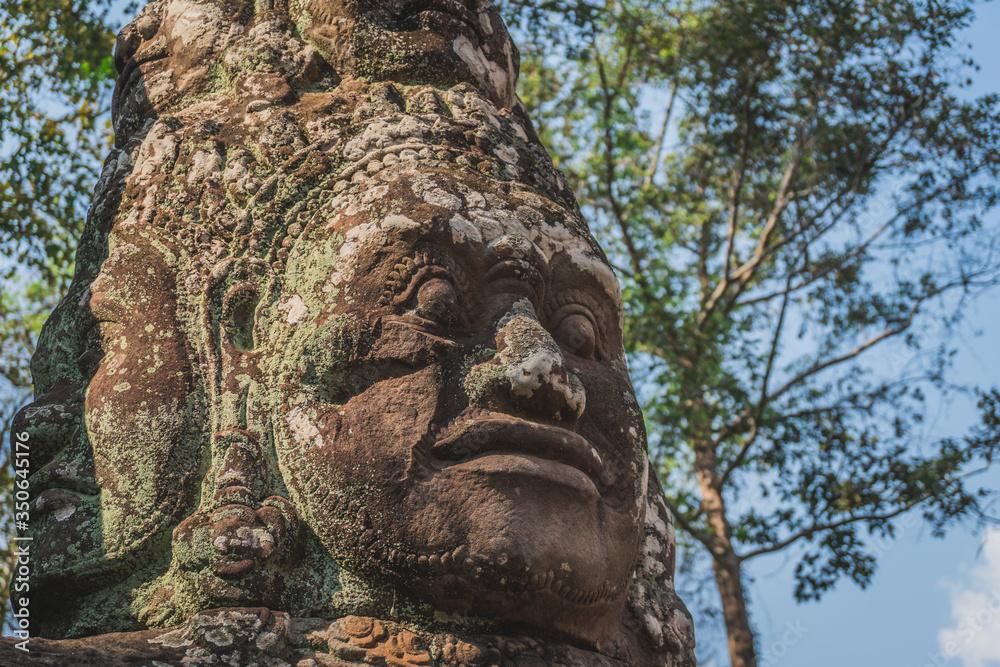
[548,248,623,312]
[482,234,550,299]
[381,250,467,307]
[88,289,129,323]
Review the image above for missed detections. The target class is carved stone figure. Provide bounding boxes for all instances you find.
[4,0,695,664]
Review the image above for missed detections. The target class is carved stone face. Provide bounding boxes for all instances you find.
[297,0,520,107]
[11,0,695,653]
[266,169,648,644]
[16,227,201,606]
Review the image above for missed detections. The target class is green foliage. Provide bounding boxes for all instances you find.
[0,0,122,631]
[504,0,1000,663]
[1,0,120,288]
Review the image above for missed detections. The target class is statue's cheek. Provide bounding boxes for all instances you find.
[571,364,647,511]
[84,335,200,554]
[297,368,442,467]
[274,366,443,531]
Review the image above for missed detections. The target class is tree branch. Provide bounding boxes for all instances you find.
[592,41,648,289]
[698,66,763,322]
[663,496,717,551]
[739,497,926,561]
[720,263,795,485]
[644,78,679,189]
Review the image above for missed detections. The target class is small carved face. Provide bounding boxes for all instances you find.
[267,170,647,644]
[297,0,519,108]
[16,227,201,604]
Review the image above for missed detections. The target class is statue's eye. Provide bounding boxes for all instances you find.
[415,277,459,324]
[551,309,598,359]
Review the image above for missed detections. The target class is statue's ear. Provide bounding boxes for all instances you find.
[202,259,275,431]
[205,257,274,355]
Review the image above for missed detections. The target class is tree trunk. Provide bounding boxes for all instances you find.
[694,437,757,667]
[711,547,757,667]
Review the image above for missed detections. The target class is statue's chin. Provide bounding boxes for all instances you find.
[406,573,628,647]
[326,471,638,646]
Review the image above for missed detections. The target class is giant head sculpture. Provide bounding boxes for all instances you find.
[10,0,695,664]
[266,167,647,643]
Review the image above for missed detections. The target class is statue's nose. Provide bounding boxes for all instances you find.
[465,300,586,424]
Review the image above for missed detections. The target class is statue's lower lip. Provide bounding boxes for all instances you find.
[429,416,604,483]
[31,488,90,523]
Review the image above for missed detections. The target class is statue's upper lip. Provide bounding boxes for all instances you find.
[398,0,480,35]
[29,461,99,503]
[429,412,604,483]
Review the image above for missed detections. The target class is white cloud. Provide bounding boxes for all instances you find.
[936,530,1000,667]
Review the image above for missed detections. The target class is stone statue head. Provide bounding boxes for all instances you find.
[12,223,207,633]
[263,166,647,644]
[12,0,694,662]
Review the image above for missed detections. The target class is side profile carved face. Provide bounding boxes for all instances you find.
[296,0,519,107]
[15,226,202,614]
[265,169,648,644]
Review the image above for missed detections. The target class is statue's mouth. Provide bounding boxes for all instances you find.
[397,0,480,36]
[429,411,604,486]
[29,460,100,506]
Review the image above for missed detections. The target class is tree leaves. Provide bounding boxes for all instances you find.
[0,0,122,631]
[0,0,120,288]
[506,0,1000,663]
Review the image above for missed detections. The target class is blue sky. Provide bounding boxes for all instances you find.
[727,3,1000,666]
